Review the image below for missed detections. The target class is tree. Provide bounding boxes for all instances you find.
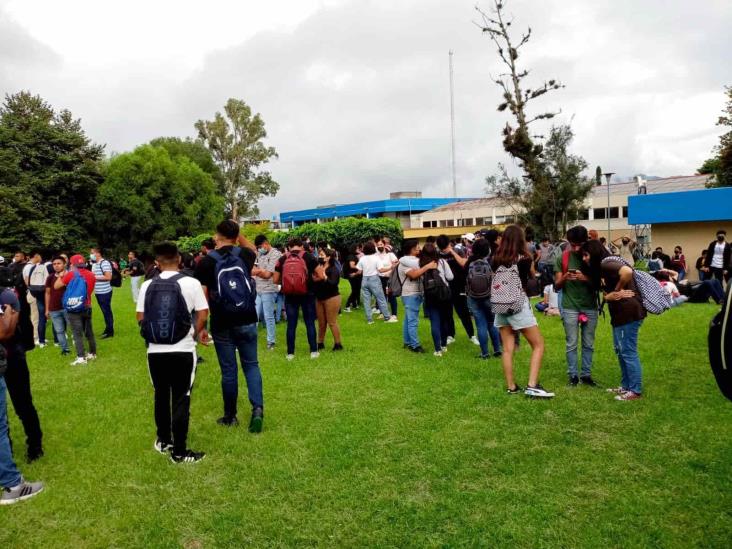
[478,1,594,239]
[93,145,224,254]
[703,86,732,187]
[270,218,403,254]
[195,99,279,220]
[149,137,224,189]
[0,91,104,251]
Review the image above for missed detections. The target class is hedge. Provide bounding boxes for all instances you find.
[271,217,403,252]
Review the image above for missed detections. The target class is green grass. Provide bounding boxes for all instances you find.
[2,279,732,548]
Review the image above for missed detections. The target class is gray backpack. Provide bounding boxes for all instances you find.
[388,266,405,298]
[466,259,493,299]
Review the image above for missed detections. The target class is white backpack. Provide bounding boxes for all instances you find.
[490,264,525,315]
[28,263,48,293]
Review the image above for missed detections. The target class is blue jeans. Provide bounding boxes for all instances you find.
[361,276,390,322]
[30,290,47,343]
[561,308,598,377]
[424,300,450,352]
[49,310,69,352]
[467,296,502,356]
[256,292,277,345]
[401,294,423,348]
[285,294,317,354]
[212,323,264,417]
[95,291,114,335]
[0,376,22,489]
[275,293,284,322]
[612,320,643,394]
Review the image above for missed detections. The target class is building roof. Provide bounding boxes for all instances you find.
[279,197,476,223]
[628,186,732,225]
[424,196,509,214]
[591,174,712,197]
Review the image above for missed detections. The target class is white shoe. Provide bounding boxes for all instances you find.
[471,336,480,346]
[371,308,379,315]
[53,343,60,348]
[441,346,448,353]
[446,336,455,345]
[385,316,398,323]
[377,313,384,320]
[70,357,87,366]
[310,352,320,359]
[433,351,443,357]
[85,353,97,361]
[38,343,46,349]
[344,307,352,313]
[367,321,374,325]
[286,354,295,361]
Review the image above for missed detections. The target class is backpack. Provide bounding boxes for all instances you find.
[28,264,48,293]
[423,262,451,303]
[208,247,257,315]
[490,264,525,315]
[104,260,123,288]
[466,259,493,299]
[709,283,732,402]
[281,252,309,296]
[601,256,672,315]
[63,272,88,313]
[140,274,192,345]
[388,266,406,298]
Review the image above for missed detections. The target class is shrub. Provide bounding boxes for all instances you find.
[271,218,403,252]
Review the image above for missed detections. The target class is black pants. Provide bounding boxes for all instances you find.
[447,293,474,339]
[4,342,42,455]
[379,276,398,317]
[710,268,730,285]
[147,352,196,455]
[346,277,362,308]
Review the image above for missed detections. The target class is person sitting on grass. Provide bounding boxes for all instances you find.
[535,284,560,316]
[137,242,209,464]
[581,240,645,401]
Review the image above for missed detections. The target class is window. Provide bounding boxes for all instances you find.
[593,208,606,220]
[475,217,487,226]
[609,207,619,219]
[439,219,455,227]
[504,215,515,224]
[622,206,629,218]
[422,220,437,228]
[457,218,474,227]
[578,209,590,220]
[494,216,505,224]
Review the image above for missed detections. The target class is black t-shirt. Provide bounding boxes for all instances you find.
[343,255,361,278]
[194,245,258,330]
[314,265,341,300]
[129,259,145,277]
[275,250,320,295]
[441,252,466,295]
[601,259,646,327]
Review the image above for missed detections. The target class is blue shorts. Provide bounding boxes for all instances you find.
[494,297,537,331]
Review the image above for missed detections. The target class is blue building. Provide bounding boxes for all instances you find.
[279,192,475,228]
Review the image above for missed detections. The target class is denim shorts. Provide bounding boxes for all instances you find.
[494,297,537,330]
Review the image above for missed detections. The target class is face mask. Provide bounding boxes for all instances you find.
[258,248,267,255]
[622,240,629,245]
[718,235,725,242]
[89,254,95,262]
[377,247,385,252]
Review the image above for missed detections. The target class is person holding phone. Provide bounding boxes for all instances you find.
[554,226,600,387]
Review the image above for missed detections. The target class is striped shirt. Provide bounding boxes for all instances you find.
[91,260,113,294]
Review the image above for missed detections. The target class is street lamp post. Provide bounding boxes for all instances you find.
[603,172,615,241]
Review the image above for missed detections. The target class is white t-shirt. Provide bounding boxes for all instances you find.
[543,284,559,309]
[136,271,209,354]
[377,251,398,277]
[356,254,383,277]
[398,256,422,296]
[711,242,725,268]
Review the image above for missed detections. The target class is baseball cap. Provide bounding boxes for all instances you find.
[462,233,476,242]
[70,254,86,266]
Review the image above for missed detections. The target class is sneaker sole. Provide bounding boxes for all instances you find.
[525,392,555,399]
[248,417,263,434]
[170,455,205,464]
[0,485,44,505]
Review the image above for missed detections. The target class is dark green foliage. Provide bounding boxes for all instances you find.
[175,223,276,253]
[0,91,104,251]
[704,86,732,187]
[93,145,224,255]
[149,137,224,190]
[271,217,402,252]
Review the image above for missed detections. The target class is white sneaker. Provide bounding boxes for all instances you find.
[53,343,60,348]
[433,351,443,357]
[344,307,352,313]
[38,343,46,349]
[70,357,87,366]
[367,321,374,325]
[446,336,455,345]
[371,308,379,315]
[310,352,320,359]
[471,336,480,346]
[441,346,448,353]
[286,354,295,361]
[385,316,398,323]
[524,384,555,399]
[85,353,97,361]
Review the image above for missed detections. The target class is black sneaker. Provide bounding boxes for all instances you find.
[100,333,113,339]
[580,375,599,387]
[61,350,70,356]
[493,351,503,358]
[249,407,264,434]
[477,354,491,360]
[317,342,325,351]
[333,343,343,351]
[26,447,44,463]
[170,449,205,464]
[217,415,239,427]
[507,385,523,395]
[411,346,426,354]
[197,356,204,364]
[266,342,275,351]
[153,439,173,454]
[568,375,580,387]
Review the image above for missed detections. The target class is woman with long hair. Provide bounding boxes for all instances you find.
[491,225,553,398]
[313,249,343,351]
[418,242,454,356]
[465,238,502,359]
[581,239,646,401]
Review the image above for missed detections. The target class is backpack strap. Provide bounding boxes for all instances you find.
[562,250,570,274]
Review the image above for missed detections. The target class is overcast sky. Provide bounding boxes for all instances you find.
[1,0,730,218]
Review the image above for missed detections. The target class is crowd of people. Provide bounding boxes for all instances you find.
[0,220,729,505]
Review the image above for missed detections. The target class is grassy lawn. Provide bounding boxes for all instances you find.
[2,279,732,548]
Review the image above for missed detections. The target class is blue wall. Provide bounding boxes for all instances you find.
[628,187,732,225]
[280,197,474,224]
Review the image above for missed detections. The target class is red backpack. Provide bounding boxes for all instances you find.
[281,252,309,295]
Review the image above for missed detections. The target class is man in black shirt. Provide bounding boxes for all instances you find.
[194,220,263,432]
[126,251,146,303]
[436,235,476,346]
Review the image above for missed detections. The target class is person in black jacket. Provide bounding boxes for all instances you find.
[703,229,731,284]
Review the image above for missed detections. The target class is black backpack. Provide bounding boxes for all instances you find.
[709,283,732,402]
[423,263,451,303]
[466,259,493,299]
[140,274,192,345]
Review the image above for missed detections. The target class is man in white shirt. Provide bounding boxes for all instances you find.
[136,242,209,464]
